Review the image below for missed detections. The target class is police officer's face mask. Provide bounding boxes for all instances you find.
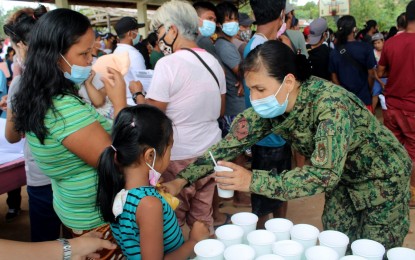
[250,76,289,118]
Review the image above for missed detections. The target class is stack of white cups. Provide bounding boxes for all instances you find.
[290,224,320,259]
[351,239,385,260]
[318,230,350,258]
[194,239,225,260]
[231,212,258,244]
[195,214,415,260]
[265,218,294,241]
[247,230,276,257]
[387,247,415,260]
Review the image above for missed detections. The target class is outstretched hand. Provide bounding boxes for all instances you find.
[70,231,117,260]
[214,161,252,192]
[189,221,210,243]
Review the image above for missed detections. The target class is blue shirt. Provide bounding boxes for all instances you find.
[0,70,7,119]
[243,35,286,147]
[329,41,376,105]
[111,187,184,259]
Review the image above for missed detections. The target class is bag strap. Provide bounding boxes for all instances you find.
[181,48,220,88]
[338,45,367,73]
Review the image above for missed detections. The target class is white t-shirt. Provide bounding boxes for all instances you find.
[113,43,146,105]
[146,48,226,160]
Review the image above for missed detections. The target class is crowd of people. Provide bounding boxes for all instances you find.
[0,0,414,259]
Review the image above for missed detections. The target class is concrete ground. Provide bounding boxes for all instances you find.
[0,188,414,249]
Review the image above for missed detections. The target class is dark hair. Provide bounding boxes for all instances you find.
[12,9,91,143]
[336,15,356,46]
[96,105,173,222]
[397,12,406,29]
[147,32,158,47]
[365,20,377,31]
[3,5,47,45]
[193,1,217,17]
[386,26,398,40]
[241,40,311,84]
[216,2,238,25]
[250,0,286,26]
[407,1,415,22]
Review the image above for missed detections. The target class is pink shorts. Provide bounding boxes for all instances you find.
[383,109,415,162]
[162,158,215,234]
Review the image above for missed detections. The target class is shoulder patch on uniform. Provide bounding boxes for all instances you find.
[232,117,249,140]
[311,137,328,166]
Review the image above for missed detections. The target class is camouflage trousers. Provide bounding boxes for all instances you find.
[322,185,410,251]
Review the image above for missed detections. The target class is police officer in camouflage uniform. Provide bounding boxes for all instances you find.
[166,41,411,250]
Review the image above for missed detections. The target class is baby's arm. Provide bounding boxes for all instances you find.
[84,70,106,108]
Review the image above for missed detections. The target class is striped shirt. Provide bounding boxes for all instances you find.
[111,187,184,259]
[27,94,111,230]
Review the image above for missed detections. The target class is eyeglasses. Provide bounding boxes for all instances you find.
[3,24,18,37]
[154,24,164,36]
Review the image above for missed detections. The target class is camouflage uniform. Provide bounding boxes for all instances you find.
[178,77,412,249]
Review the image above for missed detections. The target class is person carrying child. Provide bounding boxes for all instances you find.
[96,105,210,260]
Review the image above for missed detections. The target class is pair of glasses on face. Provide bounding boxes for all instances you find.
[154,24,165,37]
[3,24,18,37]
[3,24,25,45]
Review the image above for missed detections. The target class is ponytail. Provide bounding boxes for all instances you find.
[336,15,356,47]
[95,105,173,223]
[295,54,311,82]
[96,146,125,223]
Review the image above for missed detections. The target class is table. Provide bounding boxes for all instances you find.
[0,158,26,195]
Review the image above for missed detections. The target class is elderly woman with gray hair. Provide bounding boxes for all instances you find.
[130,0,226,234]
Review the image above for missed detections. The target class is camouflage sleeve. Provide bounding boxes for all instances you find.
[250,102,352,200]
[177,107,274,184]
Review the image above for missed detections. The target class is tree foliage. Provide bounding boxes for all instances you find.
[294,0,407,32]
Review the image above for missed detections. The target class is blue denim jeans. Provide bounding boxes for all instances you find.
[27,184,62,242]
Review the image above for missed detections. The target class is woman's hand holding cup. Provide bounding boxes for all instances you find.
[214,161,252,193]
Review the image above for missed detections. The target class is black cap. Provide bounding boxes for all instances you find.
[114,17,145,36]
[239,13,255,27]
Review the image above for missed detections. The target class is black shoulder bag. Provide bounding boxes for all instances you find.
[181,48,220,88]
[338,45,367,73]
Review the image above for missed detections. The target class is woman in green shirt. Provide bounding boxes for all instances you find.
[12,9,126,259]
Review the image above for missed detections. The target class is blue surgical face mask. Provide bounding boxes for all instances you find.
[60,54,92,84]
[199,20,216,37]
[222,21,239,37]
[250,77,289,118]
[132,31,141,45]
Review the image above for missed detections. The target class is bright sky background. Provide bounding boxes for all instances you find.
[2,0,320,12]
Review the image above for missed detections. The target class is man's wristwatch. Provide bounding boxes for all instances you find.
[57,238,71,260]
[132,91,146,104]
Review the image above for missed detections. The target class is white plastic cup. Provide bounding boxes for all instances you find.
[272,240,304,260]
[305,246,339,260]
[231,212,259,244]
[351,239,385,260]
[255,255,285,260]
[214,166,234,198]
[194,239,226,260]
[247,230,276,257]
[290,224,320,250]
[223,244,256,260]
[387,247,415,260]
[265,218,293,241]
[215,224,244,247]
[339,256,367,260]
[318,230,350,258]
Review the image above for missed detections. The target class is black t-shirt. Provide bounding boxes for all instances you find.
[308,44,331,81]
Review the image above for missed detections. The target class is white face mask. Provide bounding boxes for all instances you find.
[146,148,162,186]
